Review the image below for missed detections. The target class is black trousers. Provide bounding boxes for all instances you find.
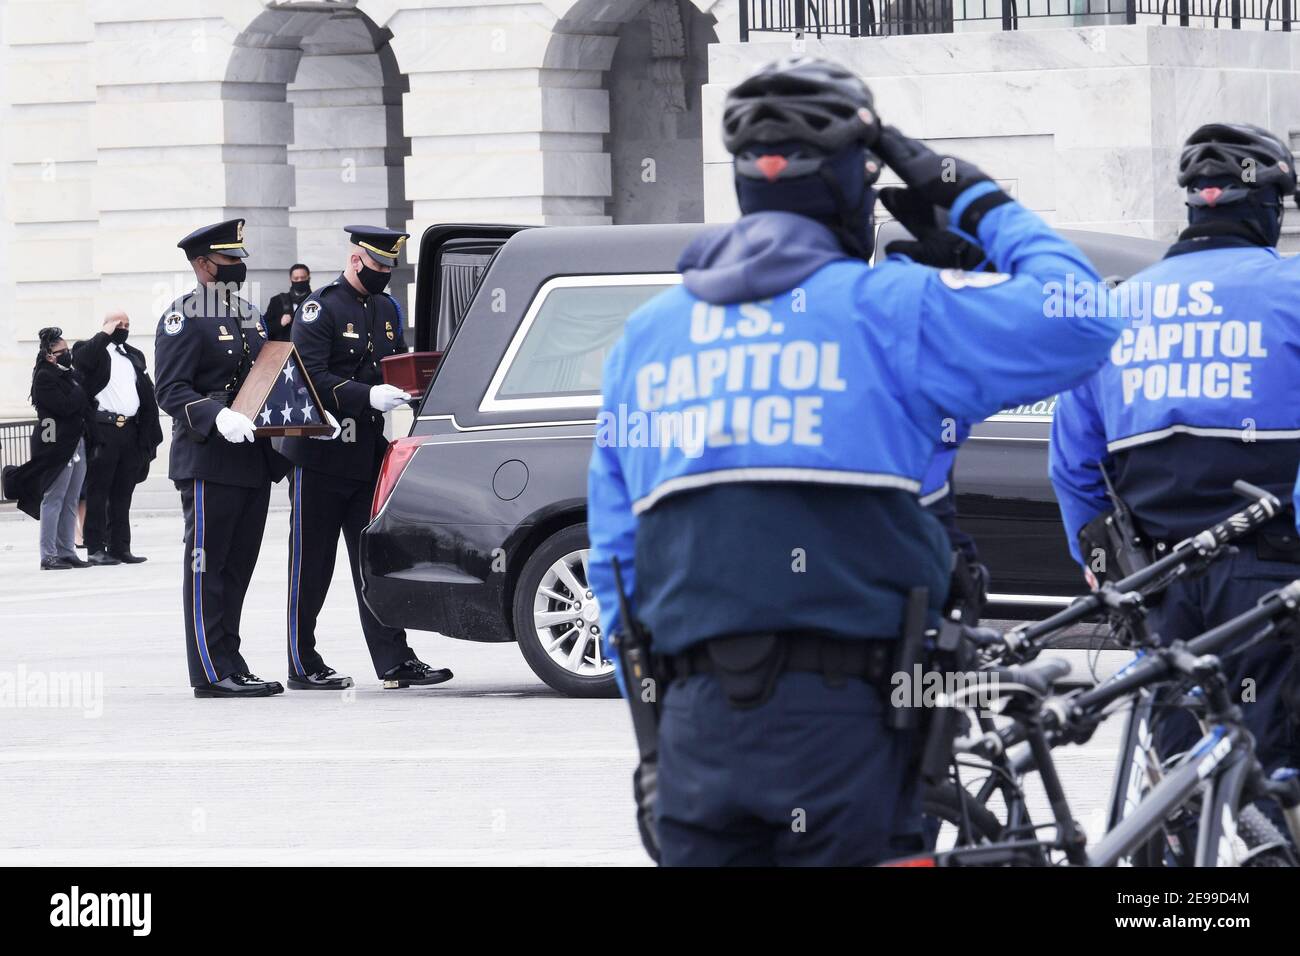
[85,420,143,554]
[1147,547,1300,780]
[287,465,410,678]
[178,478,271,688]
[657,672,923,865]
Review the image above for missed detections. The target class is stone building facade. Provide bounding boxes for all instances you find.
[0,0,733,416]
[4,3,1300,421]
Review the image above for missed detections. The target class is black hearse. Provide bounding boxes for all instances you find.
[359,222,1164,697]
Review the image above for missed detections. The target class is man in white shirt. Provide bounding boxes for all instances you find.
[72,312,163,565]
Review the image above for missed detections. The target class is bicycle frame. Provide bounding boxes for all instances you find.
[1088,724,1253,867]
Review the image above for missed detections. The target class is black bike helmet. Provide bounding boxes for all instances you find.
[1178,123,1296,206]
[723,56,879,167]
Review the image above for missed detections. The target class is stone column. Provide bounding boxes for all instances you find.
[287,12,412,302]
[387,0,616,228]
[0,0,96,417]
[90,1,297,334]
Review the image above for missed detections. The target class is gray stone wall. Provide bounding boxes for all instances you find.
[704,26,1300,241]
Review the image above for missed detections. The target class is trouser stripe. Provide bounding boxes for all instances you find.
[194,479,218,684]
[289,466,305,676]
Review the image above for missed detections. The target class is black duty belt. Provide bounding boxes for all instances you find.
[666,632,894,686]
[1151,516,1300,566]
[94,410,135,427]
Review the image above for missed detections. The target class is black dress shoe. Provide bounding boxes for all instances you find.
[60,554,91,568]
[40,557,73,570]
[381,658,454,689]
[87,551,122,566]
[193,673,286,698]
[109,551,147,564]
[287,667,354,691]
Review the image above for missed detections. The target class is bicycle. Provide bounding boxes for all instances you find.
[907,578,1300,866]
[919,481,1296,864]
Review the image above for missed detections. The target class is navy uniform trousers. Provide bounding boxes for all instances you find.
[286,464,410,678]
[179,478,271,687]
[1148,548,1300,781]
[656,671,924,866]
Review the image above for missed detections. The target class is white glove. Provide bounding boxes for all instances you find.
[215,407,257,443]
[311,410,342,441]
[369,384,412,413]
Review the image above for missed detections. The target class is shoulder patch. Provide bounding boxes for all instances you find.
[939,269,1012,290]
[163,312,185,336]
[301,300,322,324]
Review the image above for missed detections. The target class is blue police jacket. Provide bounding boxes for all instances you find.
[589,182,1122,668]
[1051,239,1300,565]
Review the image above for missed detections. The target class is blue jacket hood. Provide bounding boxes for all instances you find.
[678,211,854,305]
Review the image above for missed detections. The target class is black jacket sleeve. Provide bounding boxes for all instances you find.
[32,368,86,419]
[291,295,371,421]
[154,314,221,439]
[71,332,112,397]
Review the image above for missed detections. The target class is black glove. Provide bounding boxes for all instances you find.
[633,759,660,864]
[878,186,990,271]
[876,125,1012,233]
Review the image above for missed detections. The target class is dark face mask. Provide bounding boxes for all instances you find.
[290,280,311,297]
[356,261,392,296]
[211,261,247,286]
[55,352,73,369]
[110,327,129,345]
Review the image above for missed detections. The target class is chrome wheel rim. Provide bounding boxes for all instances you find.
[531,548,613,678]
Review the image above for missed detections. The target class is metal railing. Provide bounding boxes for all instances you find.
[740,0,1294,37]
[1,419,37,473]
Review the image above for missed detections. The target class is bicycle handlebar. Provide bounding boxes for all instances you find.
[1063,578,1300,723]
[1007,481,1282,649]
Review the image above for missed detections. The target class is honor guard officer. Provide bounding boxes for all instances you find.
[280,225,453,690]
[154,219,288,698]
[588,57,1124,866]
[1051,122,1300,783]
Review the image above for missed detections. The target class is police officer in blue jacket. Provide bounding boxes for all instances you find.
[155,219,288,698]
[587,57,1123,866]
[1051,122,1300,781]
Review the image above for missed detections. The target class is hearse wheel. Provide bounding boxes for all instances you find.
[513,524,619,699]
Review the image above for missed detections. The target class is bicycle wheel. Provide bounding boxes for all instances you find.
[1237,805,1298,867]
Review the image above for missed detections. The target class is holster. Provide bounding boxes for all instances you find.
[704,633,788,710]
[944,550,989,625]
[1079,508,1151,585]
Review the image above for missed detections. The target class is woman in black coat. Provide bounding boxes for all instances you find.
[0,328,95,569]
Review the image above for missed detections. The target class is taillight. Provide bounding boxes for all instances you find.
[879,855,938,868]
[371,436,425,519]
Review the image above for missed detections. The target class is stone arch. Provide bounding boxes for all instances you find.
[220,1,412,312]
[544,0,722,224]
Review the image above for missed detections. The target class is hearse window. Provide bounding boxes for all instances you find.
[435,247,497,350]
[490,276,678,407]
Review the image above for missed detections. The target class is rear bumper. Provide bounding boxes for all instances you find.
[359,518,514,643]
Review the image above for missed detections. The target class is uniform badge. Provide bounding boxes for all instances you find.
[163,312,185,336]
[939,269,1012,290]
[343,322,360,339]
[385,321,394,342]
[218,325,234,341]
[301,301,321,324]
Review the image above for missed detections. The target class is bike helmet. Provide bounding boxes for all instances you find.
[1178,122,1296,207]
[724,56,880,179]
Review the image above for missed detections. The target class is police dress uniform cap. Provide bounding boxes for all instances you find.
[346,225,409,267]
[178,218,249,259]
